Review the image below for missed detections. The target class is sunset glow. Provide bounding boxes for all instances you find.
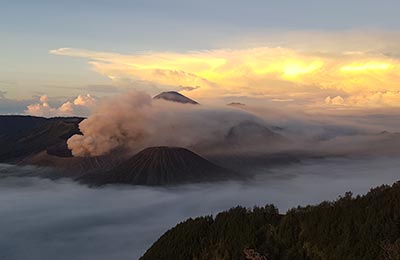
[48,46,400,108]
[2,1,400,114]
[340,62,392,72]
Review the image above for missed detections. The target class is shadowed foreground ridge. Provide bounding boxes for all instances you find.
[79,146,235,185]
[141,182,400,260]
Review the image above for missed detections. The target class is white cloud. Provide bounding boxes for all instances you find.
[25,94,97,117]
[325,96,345,105]
[324,92,400,108]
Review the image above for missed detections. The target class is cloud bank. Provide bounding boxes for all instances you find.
[51,32,400,109]
[63,89,400,159]
[67,91,272,157]
[0,92,34,114]
[25,94,97,117]
[2,157,400,260]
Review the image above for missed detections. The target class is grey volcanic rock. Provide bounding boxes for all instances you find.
[46,142,73,157]
[153,91,199,104]
[79,146,235,186]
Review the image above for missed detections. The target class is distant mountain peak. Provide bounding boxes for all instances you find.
[153,91,199,104]
[227,102,245,106]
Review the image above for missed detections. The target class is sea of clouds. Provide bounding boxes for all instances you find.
[1,157,400,260]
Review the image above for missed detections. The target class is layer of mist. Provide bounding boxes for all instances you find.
[63,91,400,163]
[66,91,275,157]
[1,157,400,260]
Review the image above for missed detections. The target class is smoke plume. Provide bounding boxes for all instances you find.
[67,91,269,157]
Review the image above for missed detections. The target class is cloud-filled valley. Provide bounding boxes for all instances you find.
[1,157,400,260]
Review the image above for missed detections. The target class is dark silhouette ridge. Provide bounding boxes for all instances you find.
[0,115,83,162]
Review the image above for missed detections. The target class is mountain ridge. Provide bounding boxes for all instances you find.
[78,146,236,186]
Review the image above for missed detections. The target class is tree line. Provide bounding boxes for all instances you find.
[141,182,400,260]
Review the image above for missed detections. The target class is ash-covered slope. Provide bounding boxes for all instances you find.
[20,151,123,177]
[153,91,199,104]
[79,146,235,186]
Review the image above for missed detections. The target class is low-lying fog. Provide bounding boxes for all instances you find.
[1,157,400,260]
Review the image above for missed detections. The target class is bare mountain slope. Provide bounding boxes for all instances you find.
[79,146,236,186]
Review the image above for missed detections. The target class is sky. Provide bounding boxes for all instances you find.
[1,0,400,114]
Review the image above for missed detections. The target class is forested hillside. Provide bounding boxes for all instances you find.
[141,182,400,260]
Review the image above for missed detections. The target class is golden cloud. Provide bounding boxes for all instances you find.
[50,42,400,108]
